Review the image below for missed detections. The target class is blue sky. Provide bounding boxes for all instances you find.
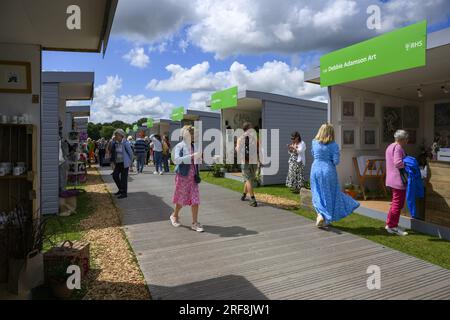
[42,0,450,124]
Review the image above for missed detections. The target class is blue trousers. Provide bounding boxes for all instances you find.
[136,153,146,173]
[154,151,163,172]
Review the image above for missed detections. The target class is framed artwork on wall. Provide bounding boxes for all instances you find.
[403,106,420,128]
[406,129,417,144]
[340,126,358,149]
[339,97,359,122]
[363,100,378,122]
[383,106,402,142]
[361,126,380,150]
[0,61,32,94]
[434,103,450,148]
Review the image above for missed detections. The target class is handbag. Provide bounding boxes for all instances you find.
[399,168,408,186]
[394,144,408,186]
[194,164,201,184]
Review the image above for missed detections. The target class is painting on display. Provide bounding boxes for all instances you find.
[383,107,402,142]
[407,129,417,144]
[434,103,450,148]
[360,126,379,150]
[0,61,31,93]
[403,106,420,128]
[341,126,357,148]
[339,98,358,121]
[363,102,376,119]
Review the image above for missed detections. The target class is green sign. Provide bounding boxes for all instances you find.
[320,20,427,87]
[171,107,184,121]
[211,86,238,110]
[146,118,153,128]
[125,128,130,134]
[133,124,138,132]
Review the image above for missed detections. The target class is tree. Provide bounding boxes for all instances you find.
[87,122,101,140]
[100,125,115,139]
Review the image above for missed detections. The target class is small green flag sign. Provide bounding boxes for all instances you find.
[171,107,184,121]
[320,20,427,87]
[133,124,138,132]
[147,118,154,128]
[211,86,238,111]
[125,128,130,134]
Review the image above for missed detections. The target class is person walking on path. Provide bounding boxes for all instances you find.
[98,137,107,167]
[87,138,96,168]
[110,129,133,199]
[134,130,149,174]
[150,134,164,175]
[162,135,171,173]
[385,130,409,236]
[127,136,135,173]
[170,125,204,232]
[286,131,306,193]
[236,122,259,207]
[145,136,151,165]
[310,124,359,227]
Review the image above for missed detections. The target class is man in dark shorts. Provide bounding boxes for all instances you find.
[236,122,259,207]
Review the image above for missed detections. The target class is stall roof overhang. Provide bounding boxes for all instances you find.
[67,105,90,117]
[0,0,118,55]
[186,109,220,119]
[305,27,450,101]
[156,119,179,124]
[43,71,94,100]
[207,90,327,112]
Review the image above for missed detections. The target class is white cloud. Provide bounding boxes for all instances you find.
[90,76,174,123]
[178,39,190,53]
[123,47,150,68]
[149,42,168,53]
[147,60,327,110]
[112,0,450,59]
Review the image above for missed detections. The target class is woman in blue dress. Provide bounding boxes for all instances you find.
[310,124,359,227]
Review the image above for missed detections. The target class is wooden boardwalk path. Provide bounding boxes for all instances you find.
[100,168,450,300]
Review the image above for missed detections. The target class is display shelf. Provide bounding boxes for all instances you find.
[0,175,28,180]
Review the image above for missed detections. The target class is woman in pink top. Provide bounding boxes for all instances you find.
[385,130,409,236]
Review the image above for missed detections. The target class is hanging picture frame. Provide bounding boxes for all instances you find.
[0,61,32,94]
[338,96,359,122]
[406,129,417,144]
[340,125,358,149]
[360,126,380,150]
[382,106,402,142]
[362,99,378,122]
[403,106,420,128]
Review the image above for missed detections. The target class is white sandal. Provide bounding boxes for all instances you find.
[170,214,181,227]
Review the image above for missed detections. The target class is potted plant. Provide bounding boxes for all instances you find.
[212,163,225,178]
[344,183,358,199]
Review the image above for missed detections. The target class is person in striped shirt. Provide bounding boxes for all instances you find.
[134,130,149,174]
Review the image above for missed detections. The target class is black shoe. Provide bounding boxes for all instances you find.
[117,194,127,199]
[241,194,247,201]
[114,191,121,196]
[249,199,258,207]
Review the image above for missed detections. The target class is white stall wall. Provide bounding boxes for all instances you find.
[221,108,261,131]
[330,86,425,186]
[0,43,41,209]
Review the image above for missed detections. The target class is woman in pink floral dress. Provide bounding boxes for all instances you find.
[170,125,204,232]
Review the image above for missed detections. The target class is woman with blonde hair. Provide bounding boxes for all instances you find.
[310,123,359,227]
[170,125,204,232]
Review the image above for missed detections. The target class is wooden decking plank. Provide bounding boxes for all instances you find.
[100,168,450,300]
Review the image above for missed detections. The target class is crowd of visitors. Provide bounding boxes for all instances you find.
[91,122,420,237]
